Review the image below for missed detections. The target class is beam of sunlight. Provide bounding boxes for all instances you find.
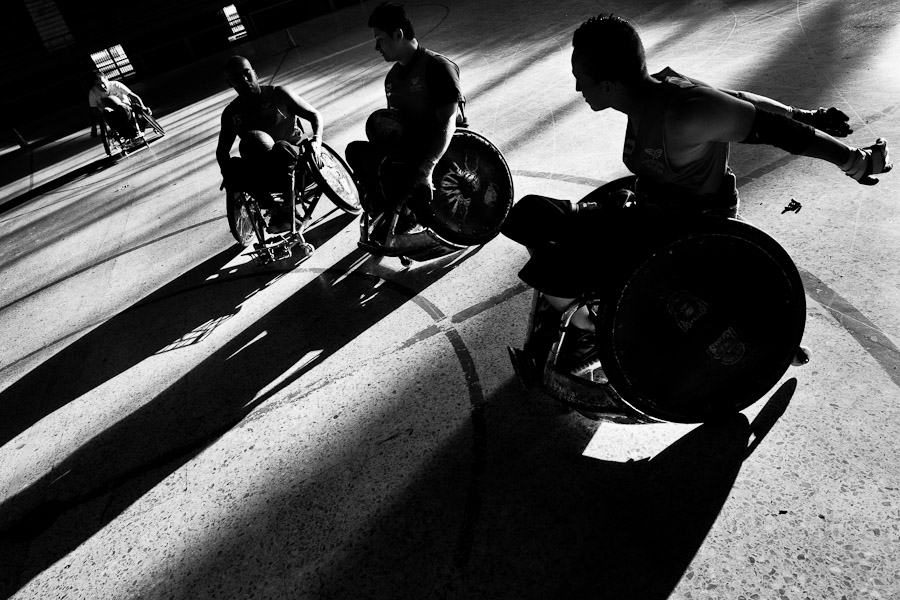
[226,330,268,361]
[244,349,323,408]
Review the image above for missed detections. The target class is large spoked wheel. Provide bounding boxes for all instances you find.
[307,142,362,215]
[424,129,514,246]
[226,189,261,246]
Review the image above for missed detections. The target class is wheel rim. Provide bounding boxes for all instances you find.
[319,149,360,209]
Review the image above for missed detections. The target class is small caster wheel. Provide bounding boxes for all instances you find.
[791,345,810,366]
[400,256,412,267]
[299,243,314,258]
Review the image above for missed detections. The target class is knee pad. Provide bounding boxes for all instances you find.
[501,195,572,248]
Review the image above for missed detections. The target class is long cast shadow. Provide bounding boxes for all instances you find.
[0,210,355,448]
[0,225,480,596]
[113,373,795,599]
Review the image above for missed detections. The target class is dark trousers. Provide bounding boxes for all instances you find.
[102,103,137,139]
[223,141,300,210]
[345,140,430,220]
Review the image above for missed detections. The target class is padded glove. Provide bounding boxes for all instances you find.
[841,138,892,185]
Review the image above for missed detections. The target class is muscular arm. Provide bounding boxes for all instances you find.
[216,111,238,174]
[125,90,147,110]
[669,87,852,167]
[676,71,850,136]
[276,86,323,141]
[417,101,457,182]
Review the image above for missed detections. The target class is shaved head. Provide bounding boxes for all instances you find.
[224,55,260,97]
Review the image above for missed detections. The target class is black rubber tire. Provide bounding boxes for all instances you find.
[424,129,514,246]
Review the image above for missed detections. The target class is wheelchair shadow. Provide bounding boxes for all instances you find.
[305,378,797,599]
[0,213,480,596]
[0,155,113,215]
[0,210,357,449]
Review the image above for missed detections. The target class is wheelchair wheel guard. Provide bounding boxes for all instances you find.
[597,217,806,423]
[515,217,806,424]
[423,129,514,247]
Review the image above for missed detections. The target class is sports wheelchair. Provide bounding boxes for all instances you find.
[508,182,808,424]
[356,108,514,266]
[99,102,165,158]
[225,138,362,265]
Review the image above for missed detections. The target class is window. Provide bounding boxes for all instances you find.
[91,44,135,80]
[24,0,74,51]
[223,5,248,42]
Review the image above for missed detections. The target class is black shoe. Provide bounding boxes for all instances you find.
[395,213,423,235]
[555,327,600,373]
[267,209,295,233]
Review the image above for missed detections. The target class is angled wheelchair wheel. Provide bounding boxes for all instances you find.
[226,189,261,246]
[597,217,806,424]
[307,143,362,215]
[424,129,514,246]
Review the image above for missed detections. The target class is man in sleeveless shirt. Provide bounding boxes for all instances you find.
[345,1,465,235]
[216,56,324,233]
[502,13,892,373]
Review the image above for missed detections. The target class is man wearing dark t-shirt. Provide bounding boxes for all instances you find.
[216,55,324,232]
[346,1,465,234]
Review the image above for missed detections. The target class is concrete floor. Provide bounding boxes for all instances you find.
[2,0,900,598]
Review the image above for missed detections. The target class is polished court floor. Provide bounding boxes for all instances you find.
[2,0,900,598]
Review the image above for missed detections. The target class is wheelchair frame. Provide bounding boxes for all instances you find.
[226,140,362,266]
[100,103,165,158]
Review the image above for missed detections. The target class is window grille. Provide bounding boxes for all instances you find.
[90,44,135,80]
[223,5,248,42]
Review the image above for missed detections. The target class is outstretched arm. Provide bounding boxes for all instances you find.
[724,89,852,138]
[681,72,852,137]
[671,87,891,184]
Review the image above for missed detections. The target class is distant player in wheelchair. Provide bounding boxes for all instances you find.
[347,2,514,265]
[504,14,892,423]
[89,70,164,156]
[216,55,361,264]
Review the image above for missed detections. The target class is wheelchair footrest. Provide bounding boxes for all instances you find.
[252,233,313,264]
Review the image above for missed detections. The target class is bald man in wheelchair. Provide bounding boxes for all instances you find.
[215,55,324,233]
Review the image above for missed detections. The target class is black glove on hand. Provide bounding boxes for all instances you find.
[793,106,852,137]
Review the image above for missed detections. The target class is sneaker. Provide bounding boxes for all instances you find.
[395,213,423,235]
[555,327,600,374]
